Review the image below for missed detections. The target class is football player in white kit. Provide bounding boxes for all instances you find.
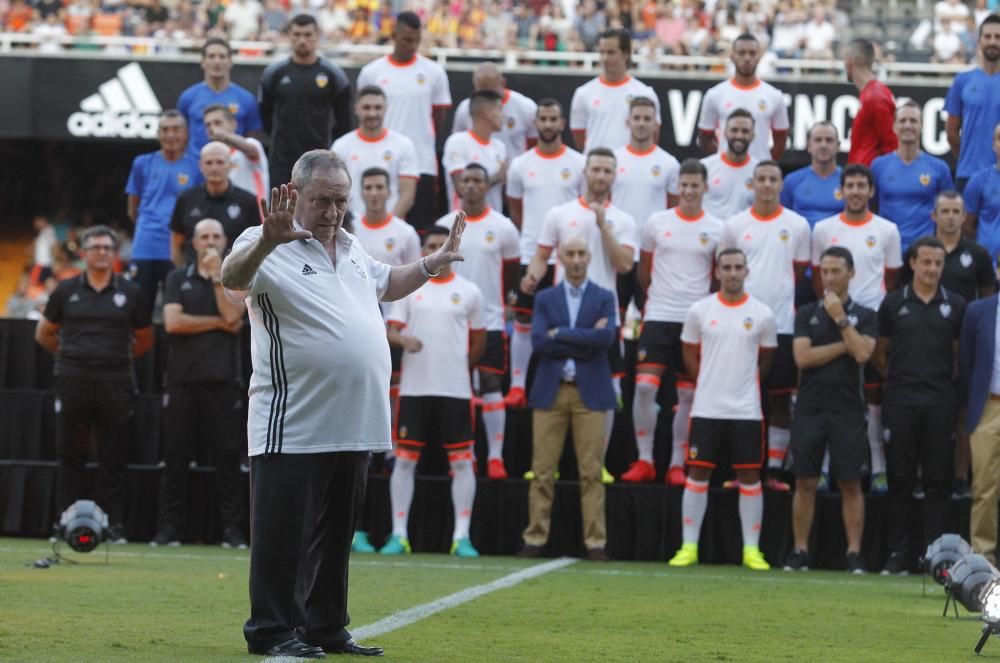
[701,110,758,221]
[451,62,538,159]
[442,90,508,212]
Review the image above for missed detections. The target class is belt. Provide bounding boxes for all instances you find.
[990,394,1000,401]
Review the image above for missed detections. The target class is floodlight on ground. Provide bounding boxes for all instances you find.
[943,554,999,619]
[923,534,973,586]
[57,500,108,553]
[975,577,1000,654]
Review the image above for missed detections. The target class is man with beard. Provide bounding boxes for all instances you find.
[844,38,898,166]
[701,110,758,221]
[946,14,1000,192]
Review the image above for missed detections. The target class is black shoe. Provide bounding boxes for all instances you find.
[953,478,972,500]
[221,526,248,549]
[516,544,542,559]
[248,638,325,658]
[846,551,866,575]
[783,548,809,571]
[325,638,384,657]
[107,523,128,545]
[150,527,180,548]
[912,479,926,500]
[585,547,609,562]
[881,552,910,576]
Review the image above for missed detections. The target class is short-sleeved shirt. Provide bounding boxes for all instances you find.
[569,75,661,153]
[701,153,757,221]
[794,299,877,413]
[878,285,965,406]
[899,235,995,301]
[353,214,421,268]
[781,165,843,227]
[451,88,538,159]
[720,206,811,334]
[611,144,681,243]
[169,183,260,264]
[944,68,1000,179]
[812,212,903,310]
[436,208,519,331]
[387,272,485,399]
[847,79,898,166]
[697,78,790,163]
[228,139,270,202]
[682,292,778,420]
[125,151,202,260]
[177,81,262,159]
[964,165,1000,259]
[163,265,242,387]
[332,128,420,216]
[640,208,723,323]
[442,131,507,212]
[43,273,151,380]
[230,224,393,456]
[506,145,586,263]
[356,54,452,175]
[871,151,954,251]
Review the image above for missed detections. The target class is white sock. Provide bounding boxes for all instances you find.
[739,481,764,548]
[450,457,476,541]
[389,455,417,538]
[767,427,790,470]
[509,322,532,391]
[821,449,830,476]
[681,478,709,544]
[632,375,660,463]
[482,391,506,461]
[671,385,694,468]
[868,404,885,475]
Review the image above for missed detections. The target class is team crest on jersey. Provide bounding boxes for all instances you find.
[743,317,754,330]
[778,229,790,242]
[688,445,698,460]
[178,172,190,185]
[744,178,753,190]
[865,235,877,248]
[228,103,239,116]
[625,93,634,105]
[961,252,973,268]
[758,99,768,112]
[561,168,572,180]
[316,73,329,88]
[651,165,662,177]
[698,232,710,245]
[919,173,931,186]
[450,292,462,304]
[485,230,496,243]
[834,188,843,200]
[383,150,393,162]
[398,425,408,439]
[417,73,426,85]
[940,302,952,318]
[227,204,241,219]
[113,293,126,308]
[506,116,515,129]
[385,237,396,252]
[637,348,647,361]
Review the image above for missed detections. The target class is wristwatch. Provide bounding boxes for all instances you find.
[836,317,851,329]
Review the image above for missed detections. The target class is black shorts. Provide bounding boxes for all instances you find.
[395,396,474,460]
[863,362,882,389]
[636,321,690,379]
[390,345,403,377]
[791,410,868,480]
[477,330,508,374]
[688,417,765,469]
[608,340,625,379]
[513,264,556,315]
[765,334,797,394]
[616,269,646,313]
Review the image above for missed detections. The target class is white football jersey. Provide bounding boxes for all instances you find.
[569,75,661,153]
[388,273,485,399]
[442,131,508,212]
[720,206,811,334]
[682,292,778,420]
[811,212,903,310]
[697,78,790,162]
[451,88,539,159]
[332,128,419,217]
[435,208,519,331]
[701,153,758,221]
[641,208,724,323]
[612,144,681,246]
[356,54,451,175]
[506,145,586,264]
[353,214,421,268]
[229,138,269,202]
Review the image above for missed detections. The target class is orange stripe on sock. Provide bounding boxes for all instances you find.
[448,450,475,462]
[514,322,532,332]
[685,480,709,493]
[635,374,661,387]
[396,448,421,461]
[676,380,696,389]
[738,484,763,497]
[482,401,506,412]
[768,449,786,459]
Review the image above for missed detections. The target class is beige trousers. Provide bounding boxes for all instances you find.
[971,399,1000,564]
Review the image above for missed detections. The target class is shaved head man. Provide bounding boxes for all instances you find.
[451,62,539,158]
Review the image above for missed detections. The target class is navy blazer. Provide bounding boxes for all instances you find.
[528,281,617,411]
[960,294,998,433]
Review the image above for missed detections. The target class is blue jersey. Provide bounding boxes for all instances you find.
[871,151,954,252]
[780,165,843,227]
[177,82,263,158]
[964,165,1000,259]
[125,151,202,260]
[944,69,1000,180]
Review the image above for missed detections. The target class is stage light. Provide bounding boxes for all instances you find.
[944,554,998,616]
[923,534,972,585]
[57,500,109,553]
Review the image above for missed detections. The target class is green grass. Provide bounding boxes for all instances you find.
[0,537,991,662]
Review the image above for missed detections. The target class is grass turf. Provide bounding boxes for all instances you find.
[0,536,990,662]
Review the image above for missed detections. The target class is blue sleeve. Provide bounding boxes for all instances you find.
[965,173,984,215]
[241,87,263,133]
[779,172,795,209]
[555,292,616,349]
[125,154,145,196]
[530,294,587,358]
[944,75,964,117]
[938,158,955,192]
[177,86,192,122]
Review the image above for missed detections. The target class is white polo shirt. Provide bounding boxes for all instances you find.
[331,128,419,217]
[229,224,393,456]
[451,88,539,158]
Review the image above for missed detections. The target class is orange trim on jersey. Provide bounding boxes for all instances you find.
[716,292,749,307]
[356,128,388,143]
[396,438,427,447]
[599,74,632,87]
[444,440,475,449]
[720,153,751,168]
[577,196,609,210]
[534,145,567,160]
[730,78,761,91]
[840,211,874,227]
[502,88,511,104]
[362,214,393,229]
[465,208,491,222]
[626,143,656,156]
[685,479,710,493]
[676,209,704,222]
[387,54,416,67]
[688,460,717,468]
[430,272,457,284]
[751,206,784,222]
[467,130,491,146]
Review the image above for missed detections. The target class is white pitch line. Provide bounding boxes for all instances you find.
[350,557,577,641]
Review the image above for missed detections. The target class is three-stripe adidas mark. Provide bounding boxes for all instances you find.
[67,62,163,140]
[258,293,288,455]
[302,264,318,276]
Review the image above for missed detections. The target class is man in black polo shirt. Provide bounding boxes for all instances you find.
[785,246,877,574]
[34,226,153,543]
[875,235,967,575]
[170,141,259,267]
[152,219,248,548]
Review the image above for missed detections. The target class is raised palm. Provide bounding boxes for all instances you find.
[260,184,311,247]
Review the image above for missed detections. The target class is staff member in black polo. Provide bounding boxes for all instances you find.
[34,226,153,543]
[170,141,259,267]
[875,236,967,575]
[152,219,247,549]
[784,246,877,574]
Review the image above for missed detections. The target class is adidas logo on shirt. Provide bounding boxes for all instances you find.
[302,264,318,276]
[67,63,163,139]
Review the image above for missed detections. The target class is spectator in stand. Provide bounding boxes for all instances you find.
[5,0,35,32]
[224,0,262,40]
[769,3,805,59]
[964,121,1000,259]
[30,215,57,285]
[261,0,290,38]
[574,0,607,51]
[32,12,67,51]
[803,6,836,60]
[451,63,539,160]
[845,38,898,167]
[203,103,270,202]
[934,18,966,63]
[935,0,972,34]
[481,0,513,50]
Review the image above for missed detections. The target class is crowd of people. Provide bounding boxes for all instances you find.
[15,7,1000,599]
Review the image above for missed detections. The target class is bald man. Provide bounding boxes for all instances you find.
[451,63,538,159]
[170,140,260,266]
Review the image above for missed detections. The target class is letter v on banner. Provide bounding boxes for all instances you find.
[667,89,702,148]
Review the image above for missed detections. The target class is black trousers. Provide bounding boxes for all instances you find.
[244,451,368,651]
[883,401,957,559]
[407,174,442,234]
[157,383,244,534]
[129,259,174,317]
[55,375,136,525]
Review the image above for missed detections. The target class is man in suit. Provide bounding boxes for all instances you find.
[518,236,617,561]
[960,257,1000,564]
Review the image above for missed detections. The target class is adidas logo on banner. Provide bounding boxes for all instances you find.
[67,62,163,139]
[302,264,317,276]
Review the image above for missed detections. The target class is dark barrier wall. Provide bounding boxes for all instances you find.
[0,55,953,167]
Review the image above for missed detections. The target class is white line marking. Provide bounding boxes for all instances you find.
[350,557,577,640]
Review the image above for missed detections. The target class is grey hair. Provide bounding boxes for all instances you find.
[80,224,119,249]
[291,149,352,189]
